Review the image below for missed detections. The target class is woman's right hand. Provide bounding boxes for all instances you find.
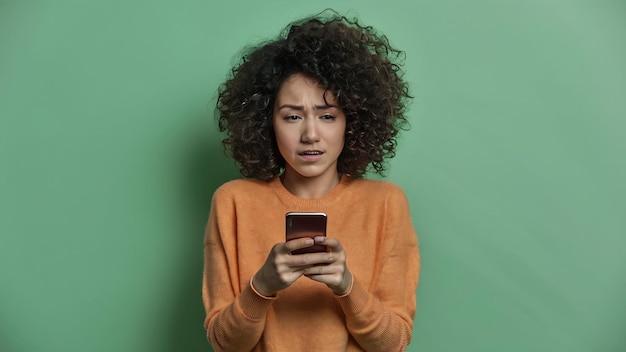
[251,238,335,297]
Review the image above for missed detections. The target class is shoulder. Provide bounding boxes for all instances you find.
[348,178,408,201]
[212,178,274,203]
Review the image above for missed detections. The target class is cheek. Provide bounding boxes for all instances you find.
[272,125,286,146]
[334,123,347,147]
[273,129,293,156]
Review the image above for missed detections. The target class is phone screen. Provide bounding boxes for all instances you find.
[285,212,327,254]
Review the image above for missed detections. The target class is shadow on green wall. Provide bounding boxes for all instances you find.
[166,117,238,352]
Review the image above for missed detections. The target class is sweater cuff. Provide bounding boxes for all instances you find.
[334,276,371,315]
[236,280,277,320]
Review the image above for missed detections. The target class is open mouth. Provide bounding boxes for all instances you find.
[299,151,323,156]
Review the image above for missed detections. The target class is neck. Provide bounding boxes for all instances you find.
[280,169,342,199]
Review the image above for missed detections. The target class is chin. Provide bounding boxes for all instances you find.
[294,171,323,179]
[286,166,321,178]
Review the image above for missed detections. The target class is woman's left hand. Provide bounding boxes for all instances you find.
[302,236,353,295]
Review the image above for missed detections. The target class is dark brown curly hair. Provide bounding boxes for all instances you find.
[216,10,411,181]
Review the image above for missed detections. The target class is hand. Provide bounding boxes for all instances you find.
[302,237,353,295]
[252,237,337,296]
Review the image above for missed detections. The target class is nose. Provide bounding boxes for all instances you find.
[301,117,320,143]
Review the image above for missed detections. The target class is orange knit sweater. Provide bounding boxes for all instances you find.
[203,175,420,351]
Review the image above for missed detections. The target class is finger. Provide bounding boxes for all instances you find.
[284,237,315,253]
[288,252,336,268]
[304,267,352,295]
[314,237,344,253]
[301,263,338,276]
[304,272,343,289]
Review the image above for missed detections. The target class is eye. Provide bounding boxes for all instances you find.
[320,114,335,121]
[283,115,301,121]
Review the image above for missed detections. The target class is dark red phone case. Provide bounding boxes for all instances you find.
[285,212,327,254]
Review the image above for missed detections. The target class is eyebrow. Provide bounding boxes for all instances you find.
[277,104,337,111]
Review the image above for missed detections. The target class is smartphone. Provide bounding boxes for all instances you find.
[285,212,328,255]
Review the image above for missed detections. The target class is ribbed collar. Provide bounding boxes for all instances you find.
[269,174,352,208]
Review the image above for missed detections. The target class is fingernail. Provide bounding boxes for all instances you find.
[305,238,314,245]
[314,236,325,243]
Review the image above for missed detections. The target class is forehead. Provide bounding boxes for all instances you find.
[275,73,338,105]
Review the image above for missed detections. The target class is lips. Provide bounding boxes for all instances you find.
[299,150,323,156]
[298,150,324,161]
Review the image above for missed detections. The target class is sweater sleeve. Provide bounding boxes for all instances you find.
[202,186,276,352]
[335,185,420,351]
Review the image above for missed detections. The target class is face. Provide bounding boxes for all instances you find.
[273,73,346,181]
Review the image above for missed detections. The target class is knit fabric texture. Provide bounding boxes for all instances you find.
[203,175,420,351]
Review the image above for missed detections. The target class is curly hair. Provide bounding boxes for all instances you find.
[216,10,411,181]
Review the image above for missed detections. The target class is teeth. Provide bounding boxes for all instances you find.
[302,151,321,155]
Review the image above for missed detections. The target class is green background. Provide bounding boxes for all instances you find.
[1,0,625,351]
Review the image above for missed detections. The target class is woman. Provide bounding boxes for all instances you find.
[203,11,420,352]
